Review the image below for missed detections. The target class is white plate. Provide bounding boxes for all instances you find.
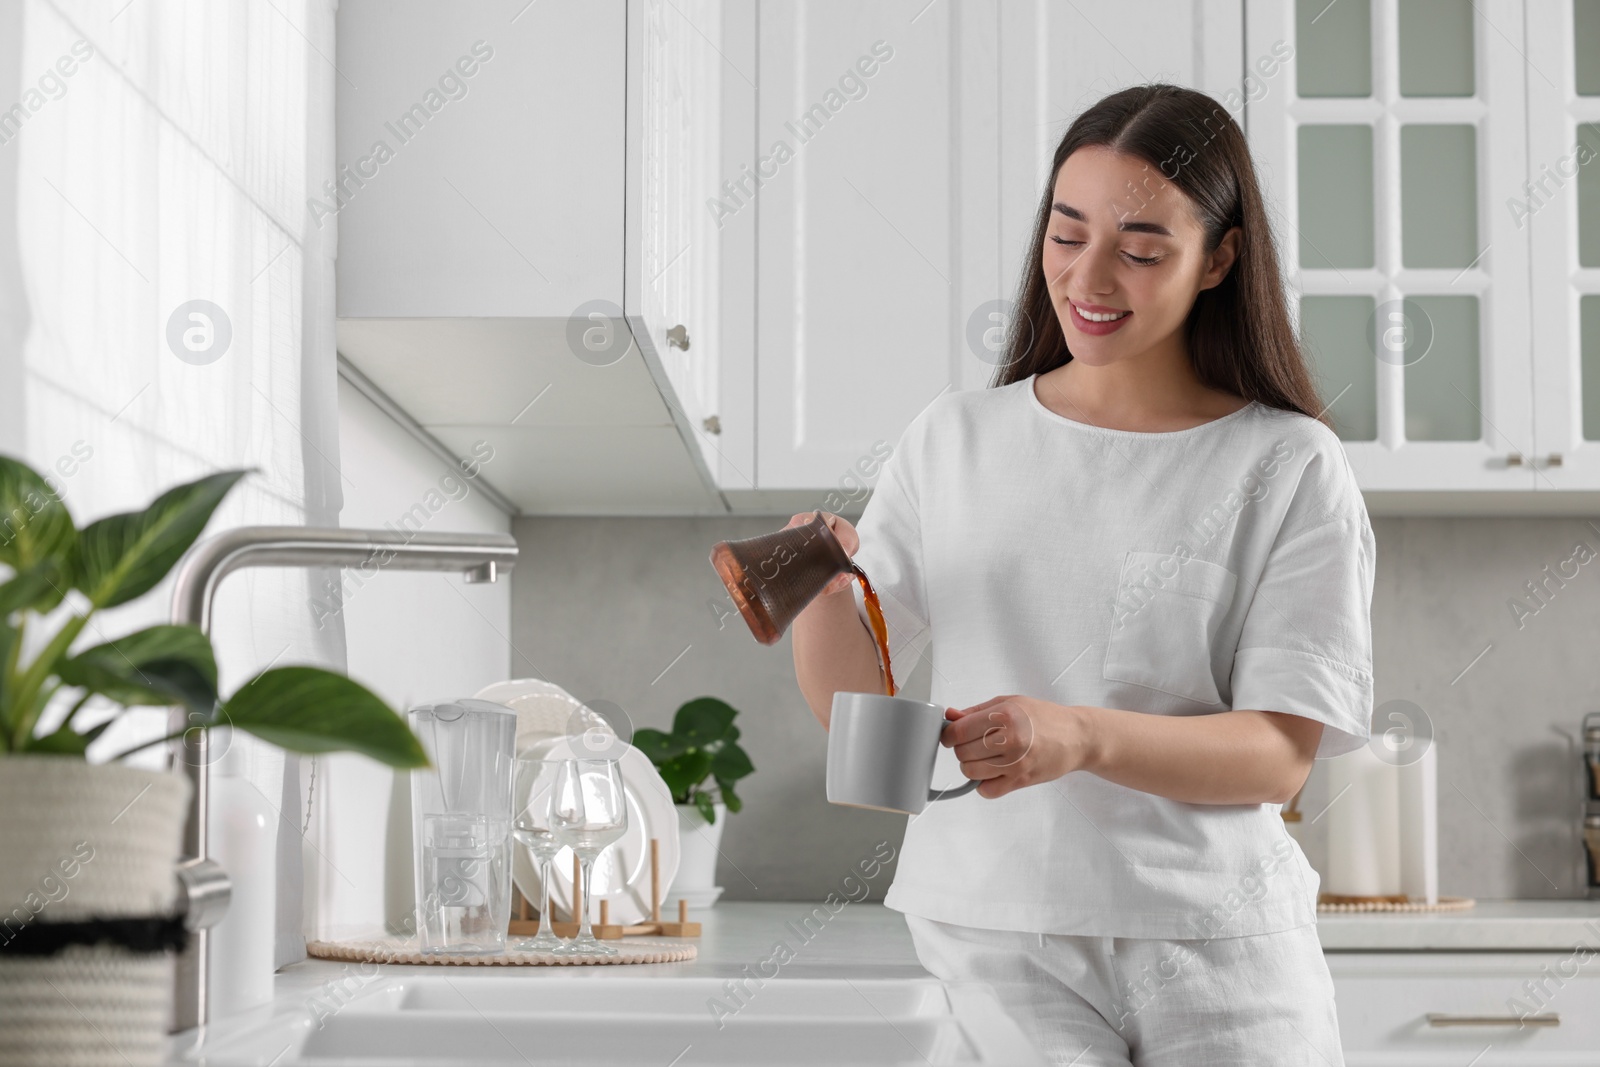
[472,678,611,751]
[508,737,680,927]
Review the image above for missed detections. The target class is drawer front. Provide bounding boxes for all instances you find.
[1330,952,1600,1063]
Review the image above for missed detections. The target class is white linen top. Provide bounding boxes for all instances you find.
[848,373,1376,939]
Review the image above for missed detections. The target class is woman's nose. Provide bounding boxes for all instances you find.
[1070,241,1118,295]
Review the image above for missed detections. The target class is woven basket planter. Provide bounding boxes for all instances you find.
[0,757,191,1067]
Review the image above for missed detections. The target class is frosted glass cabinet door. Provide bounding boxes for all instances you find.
[1249,0,1535,491]
[1527,1,1600,487]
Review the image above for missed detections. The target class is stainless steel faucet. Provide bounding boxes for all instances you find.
[166,525,518,1033]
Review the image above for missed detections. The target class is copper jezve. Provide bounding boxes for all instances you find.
[709,511,896,696]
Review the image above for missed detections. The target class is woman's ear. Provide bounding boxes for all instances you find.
[1199,225,1243,291]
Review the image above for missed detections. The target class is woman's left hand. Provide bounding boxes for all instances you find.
[941,696,1097,799]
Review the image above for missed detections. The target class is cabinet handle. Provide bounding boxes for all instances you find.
[667,324,690,351]
[1426,1013,1559,1027]
[1506,452,1525,467]
[1542,453,1564,468]
[702,414,721,435]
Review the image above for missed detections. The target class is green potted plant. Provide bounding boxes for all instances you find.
[631,697,753,909]
[0,457,426,1066]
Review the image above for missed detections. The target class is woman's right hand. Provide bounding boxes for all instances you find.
[784,511,859,596]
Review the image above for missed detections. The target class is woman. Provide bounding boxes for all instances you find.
[789,84,1373,1066]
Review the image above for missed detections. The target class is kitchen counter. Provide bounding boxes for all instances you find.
[269,897,1600,1008]
[1315,898,1600,951]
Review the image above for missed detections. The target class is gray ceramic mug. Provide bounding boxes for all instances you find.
[826,692,981,814]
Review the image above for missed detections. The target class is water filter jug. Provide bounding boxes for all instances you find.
[408,698,517,954]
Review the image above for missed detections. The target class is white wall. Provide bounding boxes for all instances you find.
[307,378,513,938]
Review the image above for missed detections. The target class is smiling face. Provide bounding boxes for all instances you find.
[1042,145,1239,371]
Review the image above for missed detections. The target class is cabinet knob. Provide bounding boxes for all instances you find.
[1542,452,1564,468]
[1505,452,1524,467]
[702,414,721,435]
[667,324,690,351]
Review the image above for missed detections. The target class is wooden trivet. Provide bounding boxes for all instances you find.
[508,838,702,940]
[1317,894,1476,913]
[306,937,696,966]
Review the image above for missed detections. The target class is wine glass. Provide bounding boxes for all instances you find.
[511,757,570,955]
[549,758,629,958]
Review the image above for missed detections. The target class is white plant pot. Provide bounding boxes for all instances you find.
[666,801,726,910]
[0,756,192,1066]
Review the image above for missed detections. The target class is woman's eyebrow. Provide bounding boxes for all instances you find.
[1052,202,1174,237]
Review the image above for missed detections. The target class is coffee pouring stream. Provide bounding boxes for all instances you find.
[709,511,898,696]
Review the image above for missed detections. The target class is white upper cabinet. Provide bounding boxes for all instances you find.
[335,1,626,319]
[1246,0,1537,492]
[752,0,1240,491]
[1527,0,1600,486]
[335,0,737,515]
[753,0,1001,491]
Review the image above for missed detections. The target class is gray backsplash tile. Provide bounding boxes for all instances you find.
[511,514,1599,903]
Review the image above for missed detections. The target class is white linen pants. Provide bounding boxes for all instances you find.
[904,914,1344,1067]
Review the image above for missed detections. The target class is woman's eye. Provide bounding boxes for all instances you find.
[1048,236,1161,266]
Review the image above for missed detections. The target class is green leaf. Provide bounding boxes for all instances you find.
[0,559,69,616]
[221,665,427,768]
[718,782,742,815]
[710,739,754,783]
[630,726,688,764]
[672,697,737,747]
[656,749,712,802]
[24,719,111,756]
[71,469,250,609]
[0,456,76,572]
[694,789,717,824]
[57,624,219,717]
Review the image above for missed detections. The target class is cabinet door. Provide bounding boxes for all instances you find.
[1329,952,1600,1061]
[754,0,1000,490]
[997,0,1242,392]
[1528,0,1600,487]
[626,0,756,492]
[1246,0,1536,491]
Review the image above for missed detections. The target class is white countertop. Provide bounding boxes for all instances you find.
[1315,898,1600,951]
[271,898,1600,1006]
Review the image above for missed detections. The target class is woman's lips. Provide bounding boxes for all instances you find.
[1068,300,1132,336]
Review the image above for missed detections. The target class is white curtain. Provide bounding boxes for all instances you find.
[16,0,342,968]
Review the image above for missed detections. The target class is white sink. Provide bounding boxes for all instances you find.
[172,975,1047,1065]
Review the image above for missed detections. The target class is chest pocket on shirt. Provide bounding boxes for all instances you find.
[1101,550,1237,706]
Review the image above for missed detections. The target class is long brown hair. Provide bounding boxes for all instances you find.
[994,83,1329,429]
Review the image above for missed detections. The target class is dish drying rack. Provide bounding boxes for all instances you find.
[509,838,701,939]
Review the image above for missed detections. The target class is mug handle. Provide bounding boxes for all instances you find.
[928,779,979,802]
[929,718,980,801]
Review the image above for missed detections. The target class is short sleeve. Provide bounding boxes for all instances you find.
[848,419,934,684]
[1230,509,1376,760]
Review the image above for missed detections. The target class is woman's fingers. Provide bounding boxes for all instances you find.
[947,695,1013,719]
[946,700,1037,769]
[955,756,1008,781]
